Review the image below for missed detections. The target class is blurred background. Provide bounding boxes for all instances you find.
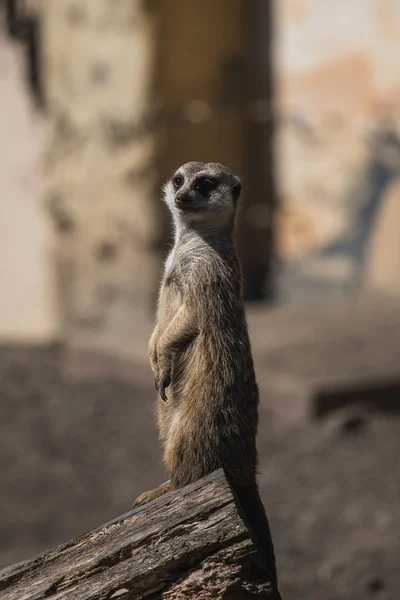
[1,1,400,598]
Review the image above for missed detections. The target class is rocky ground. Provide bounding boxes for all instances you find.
[0,342,398,600]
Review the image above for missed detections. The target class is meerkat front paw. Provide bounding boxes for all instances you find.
[157,370,171,402]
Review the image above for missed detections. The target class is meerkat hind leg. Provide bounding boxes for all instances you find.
[132,480,172,507]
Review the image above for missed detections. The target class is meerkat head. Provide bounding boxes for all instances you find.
[163,161,241,230]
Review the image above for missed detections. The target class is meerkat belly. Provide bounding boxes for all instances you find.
[158,338,199,441]
[169,336,199,393]
[164,396,240,487]
[164,329,257,483]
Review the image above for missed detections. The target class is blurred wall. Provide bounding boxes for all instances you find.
[0,23,57,341]
[275,0,400,300]
[41,0,162,361]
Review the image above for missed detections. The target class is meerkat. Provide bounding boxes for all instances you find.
[135,161,280,595]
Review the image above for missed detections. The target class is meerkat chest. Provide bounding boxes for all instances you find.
[163,248,175,280]
[158,249,182,322]
[161,278,181,315]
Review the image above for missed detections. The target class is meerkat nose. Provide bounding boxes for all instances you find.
[175,193,190,207]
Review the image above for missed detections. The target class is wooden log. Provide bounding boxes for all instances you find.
[0,469,278,599]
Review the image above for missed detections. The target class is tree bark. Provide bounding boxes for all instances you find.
[0,469,277,599]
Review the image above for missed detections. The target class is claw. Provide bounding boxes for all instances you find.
[159,371,171,402]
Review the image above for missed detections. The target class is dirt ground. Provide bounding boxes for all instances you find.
[0,343,398,600]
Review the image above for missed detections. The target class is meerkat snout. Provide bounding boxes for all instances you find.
[174,191,191,209]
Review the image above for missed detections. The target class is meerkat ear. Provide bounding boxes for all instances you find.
[232,180,242,204]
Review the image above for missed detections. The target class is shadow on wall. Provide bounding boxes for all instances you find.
[3,0,42,106]
[316,125,400,277]
[278,123,400,302]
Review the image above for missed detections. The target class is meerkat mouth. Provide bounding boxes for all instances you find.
[176,204,202,213]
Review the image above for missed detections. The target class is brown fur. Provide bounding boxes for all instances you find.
[135,162,279,594]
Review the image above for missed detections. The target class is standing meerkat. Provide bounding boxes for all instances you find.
[135,161,280,594]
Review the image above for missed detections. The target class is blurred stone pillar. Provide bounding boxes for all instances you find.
[41,0,164,362]
[159,1,244,180]
[241,0,275,301]
[159,0,274,302]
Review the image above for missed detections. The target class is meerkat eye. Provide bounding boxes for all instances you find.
[195,177,217,195]
[172,176,183,190]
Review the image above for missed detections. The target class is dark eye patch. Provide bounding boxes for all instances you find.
[194,177,218,195]
[172,175,183,189]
